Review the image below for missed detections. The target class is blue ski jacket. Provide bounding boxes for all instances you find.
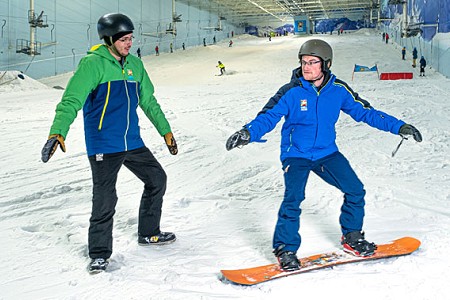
[245,68,405,161]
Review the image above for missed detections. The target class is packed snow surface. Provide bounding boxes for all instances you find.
[1,29,449,299]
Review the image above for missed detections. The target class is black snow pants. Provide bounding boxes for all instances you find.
[88,146,167,259]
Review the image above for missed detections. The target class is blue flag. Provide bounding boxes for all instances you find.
[354,64,378,72]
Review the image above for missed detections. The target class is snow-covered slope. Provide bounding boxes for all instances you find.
[1,30,449,299]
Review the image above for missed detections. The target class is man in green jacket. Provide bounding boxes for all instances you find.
[41,13,178,274]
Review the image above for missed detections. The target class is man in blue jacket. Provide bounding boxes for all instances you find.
[226,39,422,272]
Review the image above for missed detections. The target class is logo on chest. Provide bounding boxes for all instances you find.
[127,69,135,81]
[300,99,308,111]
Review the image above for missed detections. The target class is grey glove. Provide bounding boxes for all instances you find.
[399,124,422,142]
[226,128,250,151]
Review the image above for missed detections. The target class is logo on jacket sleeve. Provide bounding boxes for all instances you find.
[300,99,308,111]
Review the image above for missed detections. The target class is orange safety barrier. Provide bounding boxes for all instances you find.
[379,72,413,80]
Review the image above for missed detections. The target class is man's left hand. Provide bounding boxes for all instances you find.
[164,132,178,155]
[399,124,422,142]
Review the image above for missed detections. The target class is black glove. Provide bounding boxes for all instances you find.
[226,128,250,151]
[164,132,178,155]
[41,134,66,163]
[399,124,422,142]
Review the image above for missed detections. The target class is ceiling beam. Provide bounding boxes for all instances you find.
[178,0,373,22]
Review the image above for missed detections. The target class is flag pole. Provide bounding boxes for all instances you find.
[352,64,355,81]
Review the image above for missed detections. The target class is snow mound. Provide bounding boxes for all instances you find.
[0,70,50,93]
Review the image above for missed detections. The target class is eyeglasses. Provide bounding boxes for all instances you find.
[118,36,134,43]
[300,60,321,67]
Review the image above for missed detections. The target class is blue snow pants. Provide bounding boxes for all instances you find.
[273,151,366,253]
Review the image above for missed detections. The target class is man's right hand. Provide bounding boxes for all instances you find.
[41,134,66,163]
[164,132,178,155]
[226,128,250,151]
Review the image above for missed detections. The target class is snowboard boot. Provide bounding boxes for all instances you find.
[273,245,300,272]
[341,231,377,257]
[88,258,109,274]
[138,231,176,246]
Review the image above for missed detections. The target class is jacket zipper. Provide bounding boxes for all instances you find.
[135,81,140,104]
[122,67,131,151]
[311,86,321,159]
[313,93,319,146]
[98,81,111,130]
[311,77,331,155]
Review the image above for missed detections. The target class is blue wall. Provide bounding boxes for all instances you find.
[294,17,308,34]
[314,18,371,34]
[380,0,450,78]
[381,0,450,41]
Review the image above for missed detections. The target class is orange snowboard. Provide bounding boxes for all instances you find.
[221,237,420,285]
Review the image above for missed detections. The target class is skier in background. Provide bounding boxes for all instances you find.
[412,47,418,67]
[155,45,159,56]
[225,39,422,272]
[217,61,225,76]
[401,47,406,60]
[137,47,141,59]
[419,56,427,76]
[41,13,178,274]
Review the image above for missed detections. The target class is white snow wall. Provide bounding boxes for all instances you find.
[0,0,241,79]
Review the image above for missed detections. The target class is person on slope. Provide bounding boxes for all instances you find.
[226,39,422,272]
[412,47,418,68]
[41,13,178,274]
[217,61,226,76]
[419,56,427,77]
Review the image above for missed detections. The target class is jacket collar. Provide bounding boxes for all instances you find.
[298,71,334,92]
[88,44,127,66]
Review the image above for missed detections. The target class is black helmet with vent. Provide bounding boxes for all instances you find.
[97,13,134,40]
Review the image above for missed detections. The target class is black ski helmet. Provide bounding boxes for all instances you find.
[298,39,333,71]
[97,13,134,40]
